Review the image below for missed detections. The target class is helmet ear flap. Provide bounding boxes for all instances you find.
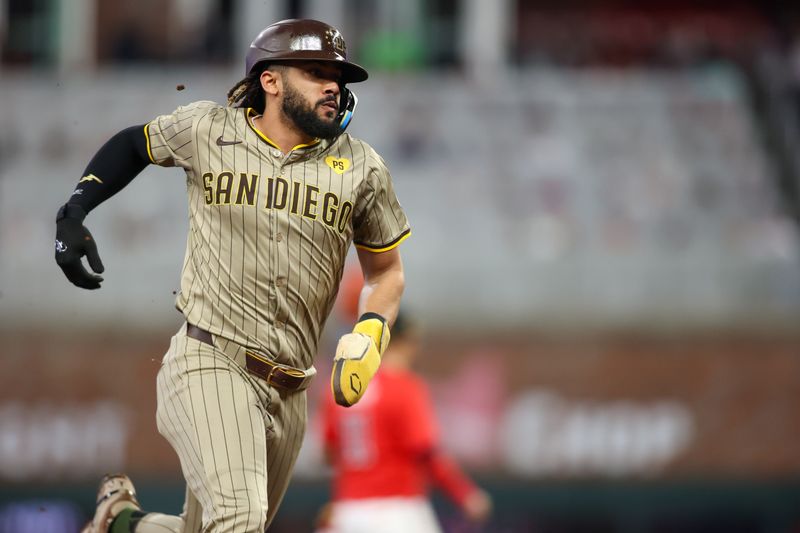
[337,86,358,133]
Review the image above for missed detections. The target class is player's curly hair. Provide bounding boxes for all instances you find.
[227,70,265,113]
[227,64,287,114]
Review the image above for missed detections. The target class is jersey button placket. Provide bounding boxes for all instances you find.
[268,163,281,306]
[270,173,285,242]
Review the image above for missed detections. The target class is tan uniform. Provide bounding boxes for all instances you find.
[136,100,410,532]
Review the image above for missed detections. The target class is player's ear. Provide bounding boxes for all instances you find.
[259,68,281,97]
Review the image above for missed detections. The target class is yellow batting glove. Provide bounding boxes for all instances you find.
[331,313,390,407]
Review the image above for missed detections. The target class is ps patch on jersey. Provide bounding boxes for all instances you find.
[325,156,350,174]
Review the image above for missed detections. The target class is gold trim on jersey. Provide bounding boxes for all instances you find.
[355,228,411,253]
[143,124,155,163]
[246,108,321,152]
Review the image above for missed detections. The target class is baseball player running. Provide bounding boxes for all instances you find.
[54,19,410,533]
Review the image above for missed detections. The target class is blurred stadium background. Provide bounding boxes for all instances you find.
[2,0,800,531]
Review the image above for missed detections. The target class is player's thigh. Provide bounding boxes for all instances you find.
[181,484,203,533]
[264,388,308,527]
[156,330,271,529]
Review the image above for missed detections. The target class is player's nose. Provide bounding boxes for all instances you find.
[323,80,339,95]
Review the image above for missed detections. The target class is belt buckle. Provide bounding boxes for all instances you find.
[265,363,280,386]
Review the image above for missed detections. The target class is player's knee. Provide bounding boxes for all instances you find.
[207,498,268,533]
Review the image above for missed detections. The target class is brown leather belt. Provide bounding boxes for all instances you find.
[186,324,311,391]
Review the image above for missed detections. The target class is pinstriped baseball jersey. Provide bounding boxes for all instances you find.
[144,100,410,370]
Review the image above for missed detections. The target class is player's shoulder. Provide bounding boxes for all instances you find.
[184,99,221,110]
[406,371,429,392]
[333,134,388,171]
[170,100,226,119]
[385,368,428,392]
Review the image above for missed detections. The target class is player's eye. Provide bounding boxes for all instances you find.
[310,68,339,83]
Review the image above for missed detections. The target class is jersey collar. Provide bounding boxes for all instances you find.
[246,108,322,154]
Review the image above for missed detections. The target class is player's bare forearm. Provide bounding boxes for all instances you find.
[330,247,404,406]
[356,247,405,326]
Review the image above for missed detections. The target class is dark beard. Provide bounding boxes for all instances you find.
[282,83,340,140]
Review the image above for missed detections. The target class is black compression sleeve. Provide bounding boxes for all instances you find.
[65,125,151,214]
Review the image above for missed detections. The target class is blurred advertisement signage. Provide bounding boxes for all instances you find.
[501,392,693,476]
[0,402,129,480]
[1,336,799,481]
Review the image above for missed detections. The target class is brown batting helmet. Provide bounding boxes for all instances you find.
[246,19,368,84]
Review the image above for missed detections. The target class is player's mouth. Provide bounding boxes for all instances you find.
[320,101,338,112]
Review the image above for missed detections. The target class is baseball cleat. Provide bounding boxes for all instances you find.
[81,473,141,533]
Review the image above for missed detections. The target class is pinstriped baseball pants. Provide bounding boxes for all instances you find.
[132,323,308,532]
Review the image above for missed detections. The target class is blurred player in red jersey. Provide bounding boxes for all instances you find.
[318,310,492,533]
